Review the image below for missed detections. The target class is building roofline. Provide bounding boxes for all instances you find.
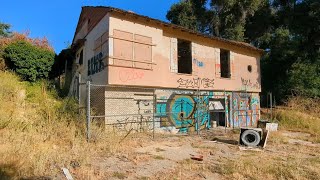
[73,6,264,54]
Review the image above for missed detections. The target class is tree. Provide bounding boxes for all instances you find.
[4,41,55,82]
[167,0,264,41]
[50,48,74,79]
[288,62,320,97]
[166,0,200,32]
[167,0,320,102]
[0,22,11,38]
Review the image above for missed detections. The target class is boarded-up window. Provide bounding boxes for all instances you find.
[134,34,152,62]
[113,30,133,60]
[112,29,153,69]
[94,32,108,56]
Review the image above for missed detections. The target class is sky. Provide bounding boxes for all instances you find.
[0,0,179,53]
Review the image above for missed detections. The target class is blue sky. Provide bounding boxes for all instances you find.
[0,0,179,53]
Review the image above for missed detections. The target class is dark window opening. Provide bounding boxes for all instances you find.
[220,49,230,78]
[178,39,192,74]
[79,50,83,65]
[248,65,252,73]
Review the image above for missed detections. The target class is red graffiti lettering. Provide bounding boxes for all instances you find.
[119,69,144,82]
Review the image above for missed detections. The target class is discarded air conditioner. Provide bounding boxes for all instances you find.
[239,127,269,148]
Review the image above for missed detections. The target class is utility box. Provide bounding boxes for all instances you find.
[266,123,278,131]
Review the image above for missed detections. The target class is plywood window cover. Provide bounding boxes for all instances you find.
[113,29,133,61]
[109,56,156,65]
[134,34,152,62]
[112,29,154,69]
[94,32,109,51]
[110,35,156,46]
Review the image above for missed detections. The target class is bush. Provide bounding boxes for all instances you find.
[4,40,54,82]
[288,62,320,97]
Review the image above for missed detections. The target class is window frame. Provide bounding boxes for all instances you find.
[220,49,231,79]
[177,39,193,74]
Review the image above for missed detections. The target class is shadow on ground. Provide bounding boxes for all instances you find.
[211,137,238,145]
[0,163,17,180]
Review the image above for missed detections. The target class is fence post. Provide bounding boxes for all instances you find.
[270,92,273,121]
[86,81,91,142]
[153,91,156,140]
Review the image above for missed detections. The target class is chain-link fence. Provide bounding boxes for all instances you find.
[85,81,260,141]
[85,82,228,141]
[86,81,157,141]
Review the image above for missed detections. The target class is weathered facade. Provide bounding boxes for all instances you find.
[71,6,263,131]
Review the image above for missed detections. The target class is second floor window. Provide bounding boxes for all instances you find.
[220,49,230,78]
[79,50,83,65]
[178,39,192,74]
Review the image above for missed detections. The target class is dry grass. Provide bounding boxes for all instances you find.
[286,96,320,116]
[1,70,320,179]
[216,155,320,180]
[274,109,320,142]
[0,71,142,179]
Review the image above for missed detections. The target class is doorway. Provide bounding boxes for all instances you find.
[210,112,226,127]
[209,98,226,127]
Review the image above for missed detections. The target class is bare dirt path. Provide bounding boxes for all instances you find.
[69,128,320,179]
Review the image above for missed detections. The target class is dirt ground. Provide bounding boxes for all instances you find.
[65,128,320,180]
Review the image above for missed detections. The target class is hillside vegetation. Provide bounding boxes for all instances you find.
[0,71,320,179]
[0,71,126,179]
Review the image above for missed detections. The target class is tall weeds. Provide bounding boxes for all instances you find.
[0,71,127,179]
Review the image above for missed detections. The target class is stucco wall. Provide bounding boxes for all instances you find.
[107,15,261,93]
[72,11,262,129]
[73,14,110,107]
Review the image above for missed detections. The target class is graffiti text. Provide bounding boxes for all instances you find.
[241,78,260,90]
[88,52,104,76]
[177,78,214,89]
[119,69,144,82]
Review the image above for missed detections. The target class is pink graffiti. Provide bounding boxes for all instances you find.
[119,69,144,82]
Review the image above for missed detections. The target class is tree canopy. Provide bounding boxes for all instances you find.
[4,41,55,82]
[167,0,320,101]
[0,22,11,38]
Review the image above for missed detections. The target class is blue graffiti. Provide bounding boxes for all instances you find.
[193,59,204,67]
[156,93,214,132]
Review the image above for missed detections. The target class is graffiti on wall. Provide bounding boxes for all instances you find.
[241,78,260,90]
[232,92,260,127]
[177,78,214,89]
[156,92,211,132]
[156,90,260,129]
[156,90,235,132]
[193,59,204,67]
[88,52,105,76]
[119,69,144,82]
[113,115,153,132]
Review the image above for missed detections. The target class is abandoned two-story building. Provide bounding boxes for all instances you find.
[71,6,263,132]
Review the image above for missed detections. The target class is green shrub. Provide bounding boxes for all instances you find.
[4,40,54,82]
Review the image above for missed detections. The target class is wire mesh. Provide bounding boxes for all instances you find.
[89,84,156,133]
[86,82,261,140]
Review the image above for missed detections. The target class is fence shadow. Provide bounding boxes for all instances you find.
[211,137,238,145]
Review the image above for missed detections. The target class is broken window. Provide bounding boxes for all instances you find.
[220,49,230,78]
[79,50,83,65]
[178,39,192,74]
